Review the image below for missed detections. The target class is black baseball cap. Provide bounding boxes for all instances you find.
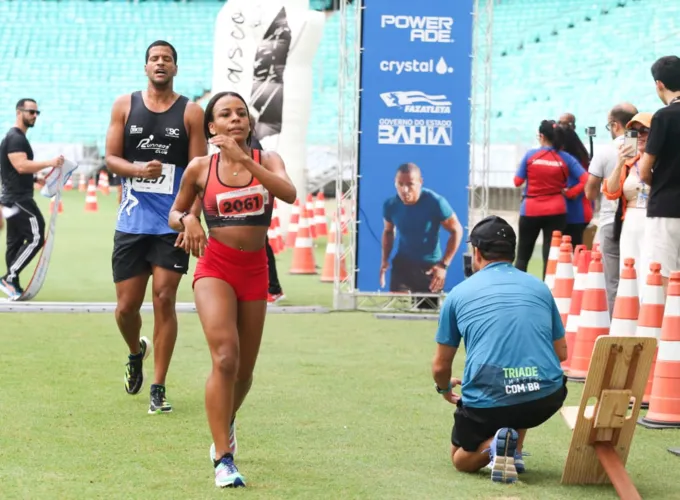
[468,215,516,253]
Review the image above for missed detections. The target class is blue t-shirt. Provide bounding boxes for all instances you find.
[435,261,565,408]
[382,188,454,264]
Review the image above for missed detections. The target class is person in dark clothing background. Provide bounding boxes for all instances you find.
[249,114,285,304]
[0,98,64,298]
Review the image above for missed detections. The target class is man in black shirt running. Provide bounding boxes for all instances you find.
[0,98,64,298]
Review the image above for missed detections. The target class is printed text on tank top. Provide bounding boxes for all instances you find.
[202,150,274,229]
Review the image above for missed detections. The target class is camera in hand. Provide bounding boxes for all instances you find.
[585,126,596,137]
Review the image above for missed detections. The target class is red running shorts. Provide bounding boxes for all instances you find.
[193,237,268,301]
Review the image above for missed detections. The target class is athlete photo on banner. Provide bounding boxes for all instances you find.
[356,0,474,295]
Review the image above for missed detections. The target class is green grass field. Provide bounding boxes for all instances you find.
[1,190,678,499]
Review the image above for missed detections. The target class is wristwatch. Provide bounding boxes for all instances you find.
[435,381,452,394]
[436,261,449,270]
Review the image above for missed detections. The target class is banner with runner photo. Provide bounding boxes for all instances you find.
[355,0,474,296]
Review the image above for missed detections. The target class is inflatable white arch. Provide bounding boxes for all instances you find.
[211,0,327,232]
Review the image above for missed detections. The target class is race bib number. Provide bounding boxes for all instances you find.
[216,185,269,218]
[131,162,176,195]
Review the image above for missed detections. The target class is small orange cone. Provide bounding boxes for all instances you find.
[314,192,328,238]
[639,271,680,429]
[552,242,575,327]
[609,258,640,336]
[267,224,280,254]
[271,200,285,253]
[305,193,317,240]
[289,204,317,275]
[84,179,98,212]
[49,197,63,214]
[64,176,73,191]
[636,262,666,408]
[320,213,347,283]
[544,231,563,290]
[79,173,87,192]
[572,244,586,276]
[568,250,610,382]
[563,249,591,372]
[98,170,110,195]
[286,199,300,248]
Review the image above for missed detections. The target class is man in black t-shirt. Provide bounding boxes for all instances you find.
[639,56,680,291]
[0,98,63,298]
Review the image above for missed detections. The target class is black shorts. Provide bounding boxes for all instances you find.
[390,255,434,293]
[112,231,190,283]
[451,376,568,452]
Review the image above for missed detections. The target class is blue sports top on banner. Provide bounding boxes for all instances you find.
[355,0,474,295]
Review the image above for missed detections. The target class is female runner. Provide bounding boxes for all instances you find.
[168,91,296,488]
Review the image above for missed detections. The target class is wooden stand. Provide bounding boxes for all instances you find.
[560,336,656,500]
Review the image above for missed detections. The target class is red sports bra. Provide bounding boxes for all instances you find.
[202,150,274,229]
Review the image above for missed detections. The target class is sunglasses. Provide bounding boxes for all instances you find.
[634,126,650,134]
[19,108,40,116]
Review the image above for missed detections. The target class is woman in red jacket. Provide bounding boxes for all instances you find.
[514,120,588,277]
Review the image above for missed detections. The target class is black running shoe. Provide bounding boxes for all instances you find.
[148,384,173,414]
[124,336,151,395]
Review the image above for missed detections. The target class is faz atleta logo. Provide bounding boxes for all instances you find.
[380,15,454,43]
[136,135,170,155]
[380,91,451,114]
[378,118,452,146]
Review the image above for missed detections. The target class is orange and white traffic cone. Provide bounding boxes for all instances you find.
[79,173,87,192]
[49,197,63,214]
[314,192,328,238]
[568,251,610,382]
[271,200,285,253]
[636,262,666,409]
[572,244,586,276]
[639,271,680,429]
[563,249,591,372]
[267,224,280,254]
[544,231,563,290]
[64,175,73,191]
[552,242,575,327]
[84,179,98,212]
[289,204,317,274]
[305,193,317,240]
[609,258,640,336]
[98,170,110,196]
[320,213,347,283]
[286,199,300,248]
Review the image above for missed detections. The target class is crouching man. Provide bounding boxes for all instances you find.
[431,215,568,484]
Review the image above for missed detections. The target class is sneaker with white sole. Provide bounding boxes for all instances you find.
[489,427,519,484]
[214,454,245,488]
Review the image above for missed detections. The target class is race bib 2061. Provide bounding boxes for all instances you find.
[216,185,269,218]
[131,162,176,195]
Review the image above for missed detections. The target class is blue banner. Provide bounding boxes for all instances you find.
[355,0,474,295]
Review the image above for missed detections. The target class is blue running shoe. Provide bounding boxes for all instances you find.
[214,454,246,488]
[489,427,519,484]
[514,451,525,473]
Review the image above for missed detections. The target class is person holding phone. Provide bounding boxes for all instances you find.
[603,113,652,296]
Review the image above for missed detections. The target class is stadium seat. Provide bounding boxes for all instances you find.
[0,0,673,153]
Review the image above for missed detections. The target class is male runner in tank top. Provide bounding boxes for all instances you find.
[104,40,206,415]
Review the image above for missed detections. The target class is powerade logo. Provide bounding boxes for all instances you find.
[380,15,454,43]
[380,91,452,114]
[378,119,453,146]
[379,57,454,75]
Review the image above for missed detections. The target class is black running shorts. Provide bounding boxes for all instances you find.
[451,376,568,452]
[112,230,190,283]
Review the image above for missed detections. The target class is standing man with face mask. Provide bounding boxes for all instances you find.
[380,162,463,295]
[0,98,64,298]
[584,103,638,316]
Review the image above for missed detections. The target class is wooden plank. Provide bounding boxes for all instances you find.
[561,336,656,488]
